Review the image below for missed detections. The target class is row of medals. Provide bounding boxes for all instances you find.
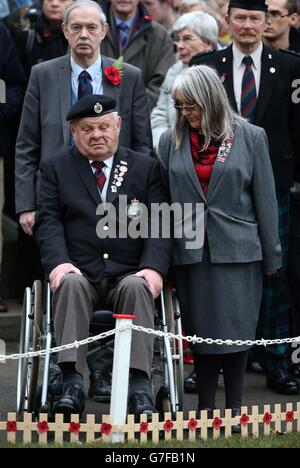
[111,160,128,192]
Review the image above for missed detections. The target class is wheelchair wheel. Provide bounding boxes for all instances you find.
[28,280,43,412]
[17,280,43,414]
[164,288,184,412]
[173,296,184,411]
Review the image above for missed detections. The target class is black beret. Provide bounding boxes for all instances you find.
[66,94,117,121]
[229,0,269,12]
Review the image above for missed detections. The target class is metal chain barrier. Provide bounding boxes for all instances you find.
[1,324,300,362]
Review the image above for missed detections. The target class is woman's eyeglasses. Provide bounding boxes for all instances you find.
[172,35,200,45]
[173,103,198,113]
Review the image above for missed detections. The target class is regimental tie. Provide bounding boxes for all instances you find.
[241,56,257,124]
[118,21,130,49]
[92,161,107,193]
[78,70,93,100]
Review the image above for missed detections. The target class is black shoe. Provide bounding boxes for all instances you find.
[89,371,111,402]
[54,384,85,416]
[128,391,155,417]
[184,370,198,393]
[266,369,300,395]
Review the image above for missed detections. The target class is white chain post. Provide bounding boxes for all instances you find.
[110,314,136,444]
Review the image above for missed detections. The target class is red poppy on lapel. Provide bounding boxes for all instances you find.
[104,66,122,86]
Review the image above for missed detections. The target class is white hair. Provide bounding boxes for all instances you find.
[171,65,243,148]
[172,11,219,49]
[64,0,107,26]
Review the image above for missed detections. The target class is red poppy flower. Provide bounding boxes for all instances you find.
[164,420,174,432]
[104,66,122,86]
[188,418,198,431]
[69,422,81,434]
[263,412,273,425]
[6,421,17,432]
[212,417,223,430]
[37,421,49,433]
[140,422,149,433]
[240,414,250,427]
[286,411,295,423]
[101,423,112,435]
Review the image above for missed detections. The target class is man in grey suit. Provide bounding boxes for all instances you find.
[15,0,153,234]
[15,0,153,401]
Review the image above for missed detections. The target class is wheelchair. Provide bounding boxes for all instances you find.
[17,279,184,418]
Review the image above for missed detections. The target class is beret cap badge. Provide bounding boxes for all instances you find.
[94,103,103,114]
[66,95,117,121]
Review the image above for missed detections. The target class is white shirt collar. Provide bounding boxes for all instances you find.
[232,42,263,70]
[71,54,102,82]
[89,155,115,169]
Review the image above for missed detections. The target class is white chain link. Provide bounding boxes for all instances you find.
[1,324,300,362]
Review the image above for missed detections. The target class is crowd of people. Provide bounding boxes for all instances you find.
[1,0,300,421]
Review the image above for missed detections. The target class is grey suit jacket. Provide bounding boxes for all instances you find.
[15,54,153,214]
[158,120,282,270]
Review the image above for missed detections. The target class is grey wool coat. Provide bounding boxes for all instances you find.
[157,120,282,271]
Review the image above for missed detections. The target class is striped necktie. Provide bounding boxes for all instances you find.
[78,70,93,100]
[118,21,129,49]
[241,56,257,123]
[92,161,107,193]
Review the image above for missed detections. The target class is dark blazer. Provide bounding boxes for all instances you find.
[0,21,26,158]
[15,54,153,214]
[190,44,300,189]
[35,146,172,282]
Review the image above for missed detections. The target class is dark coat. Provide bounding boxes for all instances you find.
[0,20,26,158]
[99,1,175,112]
[190,44,300,189]
[35,145,172,282]
[289,27,300,54]
[14,14,68,79]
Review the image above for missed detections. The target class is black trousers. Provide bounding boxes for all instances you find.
[193,350,249,410]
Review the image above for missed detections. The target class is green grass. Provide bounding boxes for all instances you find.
[1,433,300,448]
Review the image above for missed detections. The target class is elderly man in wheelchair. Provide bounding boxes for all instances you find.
[32,95,172,418]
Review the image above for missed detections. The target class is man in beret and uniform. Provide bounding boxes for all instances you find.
[190,0,300,395]
[35,94,171,416]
